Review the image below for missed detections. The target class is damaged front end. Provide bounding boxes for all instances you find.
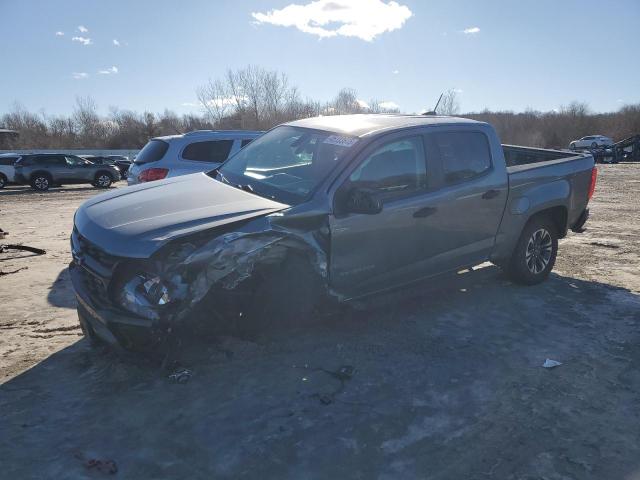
[71,212,331,351]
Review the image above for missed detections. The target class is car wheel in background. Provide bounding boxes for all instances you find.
[507,216,558,285]
[94,172,113,188]
[591,142,598,149]
[31,173,51,191]
[0,173,6,189]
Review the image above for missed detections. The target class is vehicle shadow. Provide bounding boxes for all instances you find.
[3,270,640,478]
[46,267,76,309]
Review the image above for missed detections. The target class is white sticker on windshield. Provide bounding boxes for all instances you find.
[323,135,359,148]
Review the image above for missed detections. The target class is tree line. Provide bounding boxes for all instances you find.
[1,65,638,150]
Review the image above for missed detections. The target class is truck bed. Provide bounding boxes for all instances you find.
[502,144,589,171]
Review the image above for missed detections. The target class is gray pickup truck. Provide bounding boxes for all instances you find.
[70,115,596,350]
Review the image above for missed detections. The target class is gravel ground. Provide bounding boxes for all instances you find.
[1,165,639,479]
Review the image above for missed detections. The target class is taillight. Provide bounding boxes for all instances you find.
[138,168,168,183]
[588,166,597,200]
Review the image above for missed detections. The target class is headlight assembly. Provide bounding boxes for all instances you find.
[113,270,179,320]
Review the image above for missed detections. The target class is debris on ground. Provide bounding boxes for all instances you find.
[0,267,28,276]
[300,365,355,405]
[0,228,7,239]
[168,367,193,384]
[0,244,46,255]
[542,359,563,368]
[84,458,118,475]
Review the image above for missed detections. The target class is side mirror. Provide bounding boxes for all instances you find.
[346,187,383,215]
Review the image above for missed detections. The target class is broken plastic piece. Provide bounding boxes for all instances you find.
[169,368,193,384]
[85,458,118,475]
[542,358,562,368]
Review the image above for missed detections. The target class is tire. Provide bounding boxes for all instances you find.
[591,142,598,149]
[30,173,51,191]
[506,216,558,285]
[0,173,6,189]
[241,254,322,334]
[94,172,113,188]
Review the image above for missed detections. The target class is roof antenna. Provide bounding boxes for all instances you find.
[423,93,443,116]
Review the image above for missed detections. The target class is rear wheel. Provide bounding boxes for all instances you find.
[0,173,6,189]
[31,173,51,191]
[94,172,113,188]
[507,217,558,285]
[591,141,598,149]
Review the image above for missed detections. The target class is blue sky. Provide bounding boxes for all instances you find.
[1,0,638,116]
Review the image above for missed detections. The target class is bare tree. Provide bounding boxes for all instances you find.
[438,89,461,115]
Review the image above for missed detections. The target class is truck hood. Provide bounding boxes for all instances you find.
[74,173,289,258]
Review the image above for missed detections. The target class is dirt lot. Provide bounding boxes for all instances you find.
[1,165,640,479]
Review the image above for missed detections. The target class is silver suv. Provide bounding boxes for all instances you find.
[127,130,263,185]
[14,154,120,191]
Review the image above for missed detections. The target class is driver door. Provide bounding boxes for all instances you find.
[329,134,434,298]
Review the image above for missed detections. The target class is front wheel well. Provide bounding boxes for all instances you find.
[30,170,52,180]
[527,206,568,238]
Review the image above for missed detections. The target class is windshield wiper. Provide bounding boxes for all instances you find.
[213,169,230,185]
[239,183,254,193]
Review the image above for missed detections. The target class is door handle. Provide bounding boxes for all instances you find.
[482,189,500,200]
[413,206,437,218]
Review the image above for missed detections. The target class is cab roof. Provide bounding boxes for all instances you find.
[285,114,484,138]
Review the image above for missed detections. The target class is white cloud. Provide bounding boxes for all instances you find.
[77,25,88,33]
[72,36,92,45]
[183,96,246,109]
[55,31,64,36]
[463,26,480,34]
[98,66,119,75]
[113,39,121,46]
[356,99,370,109]
[72,72,89,79]
[379,101,399,110]
[251,0,413,41]
[392,69,399,74]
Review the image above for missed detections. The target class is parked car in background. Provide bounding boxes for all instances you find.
[570,135,614,150]
[70,114,596,350]
[82,155,131,179]
[127,130,262,185]
[14,153,121,191]
[0,153,21,188]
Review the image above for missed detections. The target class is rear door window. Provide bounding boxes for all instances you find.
[182,140,234,163]
[432,131,492,185]
[38,155,66,166]
[134,139,169,164]
[241,139,253,148]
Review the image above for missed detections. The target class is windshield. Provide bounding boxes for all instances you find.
[216,126,357,205]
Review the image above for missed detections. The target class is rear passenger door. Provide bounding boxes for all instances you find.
[417,128,508,270]
[178,139,236,175]
[38,155,68,180]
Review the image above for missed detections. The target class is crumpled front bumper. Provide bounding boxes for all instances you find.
[70,262,163,350]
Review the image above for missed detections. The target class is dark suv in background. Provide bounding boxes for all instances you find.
[81,155,132,179]
[14,154,121,191]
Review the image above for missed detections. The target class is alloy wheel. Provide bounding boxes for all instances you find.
[525,228,553,274]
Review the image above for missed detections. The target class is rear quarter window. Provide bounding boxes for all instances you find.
[432,131,492,185]
[182,140,234,163]
[0,156,19,166]
[134,139,169,164]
